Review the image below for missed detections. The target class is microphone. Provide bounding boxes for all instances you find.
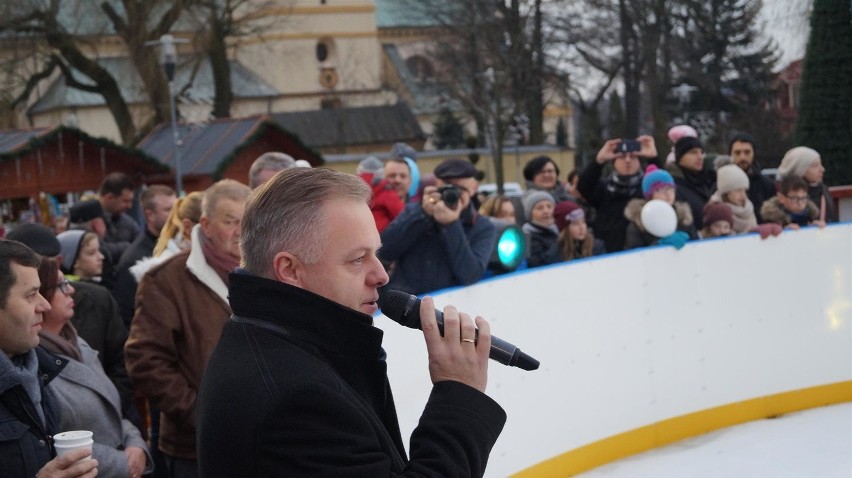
[378,290,540,371]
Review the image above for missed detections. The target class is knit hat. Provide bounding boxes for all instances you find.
[778,146,820,179]
[715,164,750,195]
[675,136,703,163]
[522,156,559,181]
[703,202,734,229]
[69,199,104,223]
[390,142,418,161]
[522,190,555,222]
[552,201,585,232]
[6,223,61,257]
[668,124,698,143]
[641,165,675,198]
[433,158,477,180]
[356,156,384,178]
[57,230,87,274]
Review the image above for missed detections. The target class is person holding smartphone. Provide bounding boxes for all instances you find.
[576,135,658,252]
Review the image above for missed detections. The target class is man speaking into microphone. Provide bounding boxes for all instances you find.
[196,168,506,477]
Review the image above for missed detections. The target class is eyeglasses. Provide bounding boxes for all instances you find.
[56,279,73,296]
[785,195,809,204]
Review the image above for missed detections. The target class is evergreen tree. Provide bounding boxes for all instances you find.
[432,107,466,149]
[795,0,852,186]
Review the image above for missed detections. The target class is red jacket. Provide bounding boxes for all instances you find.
[360,173,404,232]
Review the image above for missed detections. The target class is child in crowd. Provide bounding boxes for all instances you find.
[479,194,518,224]
[760,176,825,229]
[521,190,558,268]
[709,164,758,234]
[624,165,698,249]
[546,201,605,263]
[57,230,105,284]
[700,202,735,238]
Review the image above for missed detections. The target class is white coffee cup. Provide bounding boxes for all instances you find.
[53,430,93,459]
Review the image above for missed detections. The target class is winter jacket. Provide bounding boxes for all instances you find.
[361,173,405,233]
[0,348,66,478]
[522,222,559,268]
[101,212,140,262]
[380,203,496,295]
[197,272,506,477]
[623,198,699,249]
[48,337,152,478]
[523,181,576,203]
[68,280,131,416]
[760,197,820,228]
[808,183,838,223]
[745,166,777,222]
[708,193,758,234]
[666,163,716,230]
[576,161,644,252]
[113,229,157,326]
[125,225,231,460]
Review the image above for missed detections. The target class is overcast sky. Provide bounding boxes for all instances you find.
[759,0,812,69]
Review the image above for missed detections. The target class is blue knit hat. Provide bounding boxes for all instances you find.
[641,165,675,198]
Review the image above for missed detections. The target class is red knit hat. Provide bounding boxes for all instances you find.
[553,201,585,232]
[703,202,733,228]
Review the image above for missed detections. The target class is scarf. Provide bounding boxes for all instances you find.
[728,199,758,234]
[604,171,643,197]
[38,323,82,363]
[4,350,46,426]
[200,230,240,285]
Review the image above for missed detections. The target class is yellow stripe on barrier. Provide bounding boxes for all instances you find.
[512,381,852,477]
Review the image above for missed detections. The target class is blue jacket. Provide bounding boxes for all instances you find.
[380,203,497,295]
[0,347,67,478]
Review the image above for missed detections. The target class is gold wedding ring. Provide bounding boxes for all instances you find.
[461,338,475,343]
[428,197,437,204]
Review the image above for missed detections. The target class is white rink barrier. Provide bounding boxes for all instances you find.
[376,223,852,477]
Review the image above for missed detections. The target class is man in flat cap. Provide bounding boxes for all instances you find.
[380,158,496,295]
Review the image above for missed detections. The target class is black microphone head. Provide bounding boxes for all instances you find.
[377,289,422,329]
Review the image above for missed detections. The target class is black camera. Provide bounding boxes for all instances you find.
[436,184,462,209]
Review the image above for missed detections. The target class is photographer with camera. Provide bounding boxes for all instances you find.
[380,158,497,295]
[577,135,658,252]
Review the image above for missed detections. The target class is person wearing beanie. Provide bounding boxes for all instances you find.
[57,230,104,284]
[707,164,757,234]
[546,201,606,263]
[665,124,698,165]
[624,165,698,249]
[700,202,735,238]
[577,135,657,252]
[6,223,62,257]
[356,156,404,233]
[520,191,557,268]
[778,146,837,223]
[666,136,715,230]
[728,133,777,222]
[760,175,823,229]
[522,156,574,202]
[380,157,496,295]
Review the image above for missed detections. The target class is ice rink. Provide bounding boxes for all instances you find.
[577,402,852,478]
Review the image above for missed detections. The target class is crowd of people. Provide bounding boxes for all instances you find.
[0,130,838,477]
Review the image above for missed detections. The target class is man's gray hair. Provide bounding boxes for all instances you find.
[202,179,251,219]
[249,152,296,188]
[241,168,371,278]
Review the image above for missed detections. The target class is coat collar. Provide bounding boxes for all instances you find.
[186,224,229,304]
[228,271,383,360]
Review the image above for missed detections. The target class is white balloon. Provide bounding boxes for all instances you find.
[641,199,677,237]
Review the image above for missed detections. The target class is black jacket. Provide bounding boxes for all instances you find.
[113,229,157,326]
[197,272,506,477]
[667,164,716,230]
[0,348,67,478]
[70,281,132,415]
[746,168,777,223]
[576,161,644,252]
[522,222,559,268]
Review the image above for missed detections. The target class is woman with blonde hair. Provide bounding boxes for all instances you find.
[478,194,518,224]
[152,191,203,258]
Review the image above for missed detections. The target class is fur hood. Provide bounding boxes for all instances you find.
[624,198,694,232]
[760,196,819,226]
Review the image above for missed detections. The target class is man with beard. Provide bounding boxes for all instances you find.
[728,133,777,222]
